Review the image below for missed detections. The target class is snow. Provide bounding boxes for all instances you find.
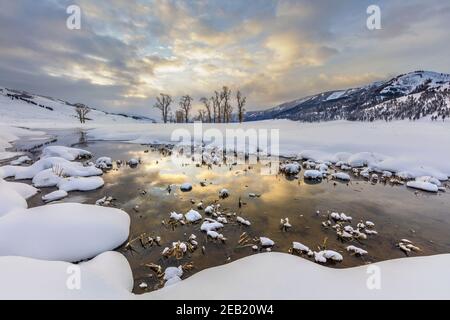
[96,157,112,167]
[0,183,28,217]
[3,157,102,180]
[219,188,229,198]
[0,89,152,128]
[280,162,301,175]
[145,253,450,299]
[406,180,439,193]
[169,211,183,221]
[41,146,91,161]
[314,250,343,263]
[0,203,130,262]
[325,90,346,101]
[304,170,323,180]
[180,183,193,192]
[164,266,183,281]
[184,209,202,222]
[57,176,105,192]
[332,172,351,181]
[1,178,38,199]
[260,237,275,247]
[237,216,251,226]
[200,220,224,232]
[42,190,68,202]
[292,242,311,253]
[346,245,368,256]
[128,158,139,166]
[0,251,133,299]
[2,251,450,299]
[10,155,31,165]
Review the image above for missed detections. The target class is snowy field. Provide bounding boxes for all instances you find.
[1,109,450,299]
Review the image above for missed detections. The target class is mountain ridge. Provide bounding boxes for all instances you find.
[246,70,450,122]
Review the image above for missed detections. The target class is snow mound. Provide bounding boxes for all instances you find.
[0,203,130,262]
[3,157,102,180]
[0,251,133,299]
[41,146,91,161]
[42,190,68,203]
[304,170,323,180]
[145,253,450,300]
[57,176,104,192]
[406,180,439,193]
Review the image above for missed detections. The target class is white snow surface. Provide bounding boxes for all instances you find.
[145,253,450,300]
[1,251,450,299]
[0,251,133,299]
[41,146,91,161]
[0,203,130,262]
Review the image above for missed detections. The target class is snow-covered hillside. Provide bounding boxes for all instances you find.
[246,71,450,122]
[0,86,155,126]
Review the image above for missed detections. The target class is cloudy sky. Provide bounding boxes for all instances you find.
[0,0,449,119]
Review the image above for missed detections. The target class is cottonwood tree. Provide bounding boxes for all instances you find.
[199,97,212,123]
[236,90,247,123]
[154,93,172,123]
[221,86,232,123]
[213,91,222,123]
[175,110,185,123]
[74,104,90,124]
[179,95,193,123]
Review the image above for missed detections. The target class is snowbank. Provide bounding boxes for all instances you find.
[0,203,130,262]
[145,252,450,300]
[0,252,133,300]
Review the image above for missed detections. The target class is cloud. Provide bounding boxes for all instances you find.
[0,0,449,119]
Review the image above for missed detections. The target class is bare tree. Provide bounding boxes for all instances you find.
[200,97,212,123]
[75,104,90,124]
[175,110,184,123]
[179,95,193,123]
[196,109,206,122]
[236,90,247,123]
[153,93,172,123]
[221,86,232,123]
[213,91,222,123]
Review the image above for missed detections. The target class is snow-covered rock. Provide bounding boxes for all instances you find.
[332,172,351,181]
[406,180,439,193]
[237,216,251,226]
[200,220,223,232]
[280,162,301,175]
[96,157,112,168]
[169,211,183,221]
[260,237,275,247]
[219,188,229,198]
[346,245,368,256]
[180,183,193,192]
[184,209,202,222]
[304,170,323,180]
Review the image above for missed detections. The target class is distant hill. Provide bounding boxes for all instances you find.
[246,71,450,122]
[0,86,155,124]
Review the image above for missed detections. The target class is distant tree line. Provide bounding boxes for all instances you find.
[153,86,247,123]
